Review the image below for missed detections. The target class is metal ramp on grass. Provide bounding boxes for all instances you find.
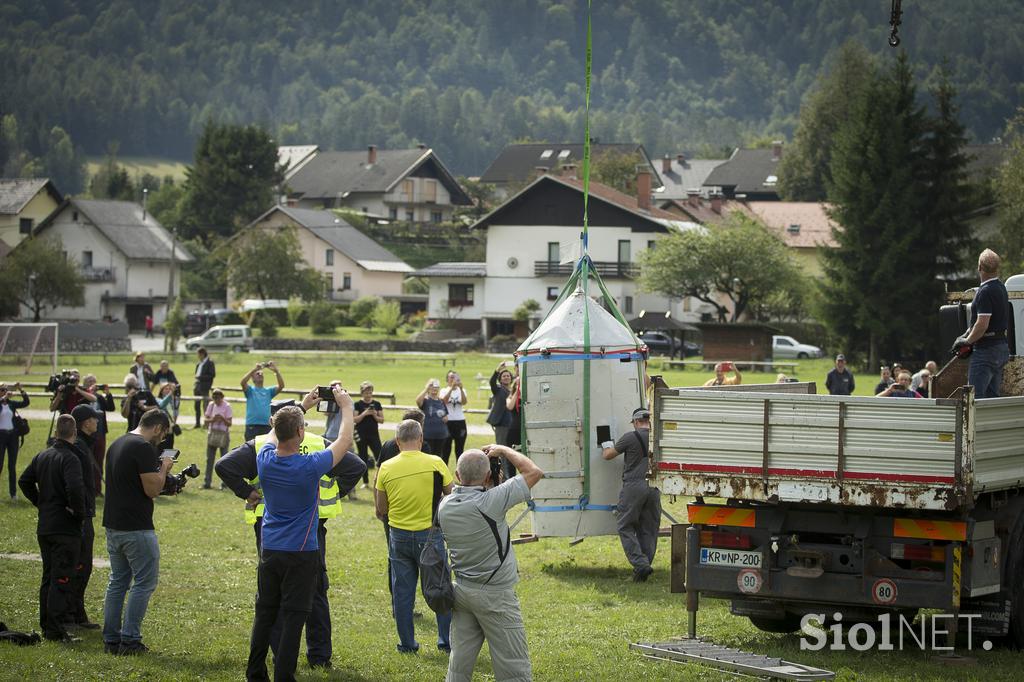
[631,639,835,680]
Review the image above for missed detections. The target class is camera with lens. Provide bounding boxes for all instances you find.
[161,463,200,496]
[46,369,78,393]
[490,455,504,485]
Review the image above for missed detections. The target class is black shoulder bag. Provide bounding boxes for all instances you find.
[419,471,455,614]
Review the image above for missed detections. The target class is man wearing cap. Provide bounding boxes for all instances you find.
[825,354,855,396]
[601,407,661,582]
[69,404,102,629]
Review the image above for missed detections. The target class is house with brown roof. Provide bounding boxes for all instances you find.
[413,167,706,337]
[746,202,839,277]
[0,178,62,248]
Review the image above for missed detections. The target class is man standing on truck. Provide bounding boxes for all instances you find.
[602,407,661,582]
[825,354,855,395]
[954,248,1010,398]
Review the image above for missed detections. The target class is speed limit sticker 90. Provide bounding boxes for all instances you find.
[872,578,898,605]
[737,569,762,594]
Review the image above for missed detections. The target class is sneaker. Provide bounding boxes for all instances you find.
[632,566,654,583]
[308,660,332,670]
[348,490,358,501]
[438,645,451,656]
[119,641,150,655]
[360,483,368,489]
[104,641,122,655]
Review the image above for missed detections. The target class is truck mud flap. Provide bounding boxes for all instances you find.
[631,639,835,681]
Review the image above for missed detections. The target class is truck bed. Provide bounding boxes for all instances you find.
[652,388,1024,512]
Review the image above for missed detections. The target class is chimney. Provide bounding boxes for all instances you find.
[636,165,652,211]
[686,189,700,208]
[367,144,377,165]
[560,163,577,178]
[534,166,549,179]
[710,193,722,214]
[677,153,686,166]
[772,140,783,161]
[416,143,426,150]
[661,155,671,174]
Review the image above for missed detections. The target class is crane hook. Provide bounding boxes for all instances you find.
[888,0,903,48]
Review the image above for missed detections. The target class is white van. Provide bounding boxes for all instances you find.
[185,325,253,352]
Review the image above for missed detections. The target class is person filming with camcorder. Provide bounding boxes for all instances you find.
[48,368,97,415]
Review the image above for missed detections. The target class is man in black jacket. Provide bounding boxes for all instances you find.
[215,393,366,670]
[69,404,101,630]
[18,415,88,642]
[193,347,216,429]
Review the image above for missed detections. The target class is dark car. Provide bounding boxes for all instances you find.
[682,340,703,357]
[638,331,678,355]
[183,309,235,336]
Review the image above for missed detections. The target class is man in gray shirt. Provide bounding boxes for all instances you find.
[438,444,543,682]
[602,407,661,582]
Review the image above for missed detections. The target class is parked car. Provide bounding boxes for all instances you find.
[772,335,823,359]
[183,308,236,336]
[185,324,253,352]
[638,331,678,355]
[681,340,703,357]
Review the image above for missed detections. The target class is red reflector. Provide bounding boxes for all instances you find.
[891,543,944,562]
[700,530,752,549]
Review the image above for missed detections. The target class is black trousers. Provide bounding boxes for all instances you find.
[246,549,320,682]
[69,518,94,623]
[356,432,381,484]
[38,532,80,639]
[254,519,332,666]
[0,429,19,498]
[194,387,210,427]
[425,438,448,465]
[444,420,468,464]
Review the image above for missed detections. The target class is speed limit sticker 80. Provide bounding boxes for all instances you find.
[737,569,762,594]
[872,578,898,605]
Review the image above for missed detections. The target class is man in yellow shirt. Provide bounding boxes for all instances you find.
[703,362,742,387]
[375,419,453,654]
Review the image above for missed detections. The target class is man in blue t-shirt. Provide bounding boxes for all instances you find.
[954,248,1010,399]
[246,387,354,682]
[241,361,285,441]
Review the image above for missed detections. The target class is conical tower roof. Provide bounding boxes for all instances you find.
[517,288,641,354]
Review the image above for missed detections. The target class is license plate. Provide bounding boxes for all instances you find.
[699,548,762,568]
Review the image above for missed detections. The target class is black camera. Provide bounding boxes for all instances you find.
[490,455,504,485]
[46,369,78,393]
[161,463,200,496]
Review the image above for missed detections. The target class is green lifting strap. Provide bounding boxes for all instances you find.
[580,1,593,502]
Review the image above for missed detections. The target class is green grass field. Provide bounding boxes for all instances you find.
[0,352,1008,680]
[85,156,189,184]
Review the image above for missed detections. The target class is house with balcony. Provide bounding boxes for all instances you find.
[230,205,414,307]
[413,169,705,338]
[29,198,192,329]
[0,178,62,248]
[280,144,472,222]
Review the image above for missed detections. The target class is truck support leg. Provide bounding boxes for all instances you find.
[686,525,700,639]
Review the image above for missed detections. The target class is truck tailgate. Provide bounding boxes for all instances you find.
[653,389,967,511]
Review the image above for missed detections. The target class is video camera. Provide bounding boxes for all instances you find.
[46,369,78,393]
[160,463,200,496]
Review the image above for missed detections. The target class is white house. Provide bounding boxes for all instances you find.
[231,206,413,306]
[280,145,472,222]
[31,198,192,329]
[414,171,703,338]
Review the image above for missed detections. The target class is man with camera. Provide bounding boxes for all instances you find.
[49,368,97,415]
[101,409,174,656]
[602,407,661,582]
[217,388,365,671]
[121,374,158,432]
[246,388,354,682]
[241,361,285,441]
[438,444,543,682]
[703,362,742,387]
[17,415,87,643]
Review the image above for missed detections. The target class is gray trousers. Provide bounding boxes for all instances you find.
[616,484,661,571]
[446,581,532,682]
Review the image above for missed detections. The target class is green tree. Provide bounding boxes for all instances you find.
[7,236,86,321]
[40,126,86,195]
[164,297,185,352]
[227,228,324,302]
[778,41,875,201]
[591,150,644,195]
[181,121,282,244]
[286,296,306,327]
[308,301,337,335]
[89,154,136,200]
[821,53,932,369]
[350,296,381,329]
[640,214,803,323]
[512,298,541,328]
[371,300,403,335]
[995,108,1024,275]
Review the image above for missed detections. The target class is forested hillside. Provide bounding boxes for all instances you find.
[2,0,1023,178]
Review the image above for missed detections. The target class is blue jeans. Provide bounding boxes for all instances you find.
[388,527,451,652]
[968,342,1009,399]
[103,529,160,645]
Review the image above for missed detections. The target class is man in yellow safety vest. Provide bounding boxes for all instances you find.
[215,389,365,669]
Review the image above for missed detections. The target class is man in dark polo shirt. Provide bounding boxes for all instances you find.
[825,354,855,396]
[955,248,1010,398]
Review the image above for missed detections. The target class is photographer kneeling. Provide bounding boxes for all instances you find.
[216,388,366,671]
[438,445,543,682]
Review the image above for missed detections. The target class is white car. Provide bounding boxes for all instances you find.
[772,335,823,359]
[185,325,253,352]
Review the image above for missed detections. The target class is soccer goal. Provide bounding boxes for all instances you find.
[0,322,59,376]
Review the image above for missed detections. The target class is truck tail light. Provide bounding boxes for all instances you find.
[891,543,944,563]
[700,530,752,549]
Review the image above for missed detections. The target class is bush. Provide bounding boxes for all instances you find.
[308,300,337,335]
[287,297,308,327]
[350,296,381,329]
[372,300,403,335]
[254,311,278,337]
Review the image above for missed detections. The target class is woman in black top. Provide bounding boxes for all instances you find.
[353,381,384,487]
[486,361,514,445]
[0,381,29,500]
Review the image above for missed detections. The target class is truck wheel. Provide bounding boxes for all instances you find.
[748,614,802,633]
